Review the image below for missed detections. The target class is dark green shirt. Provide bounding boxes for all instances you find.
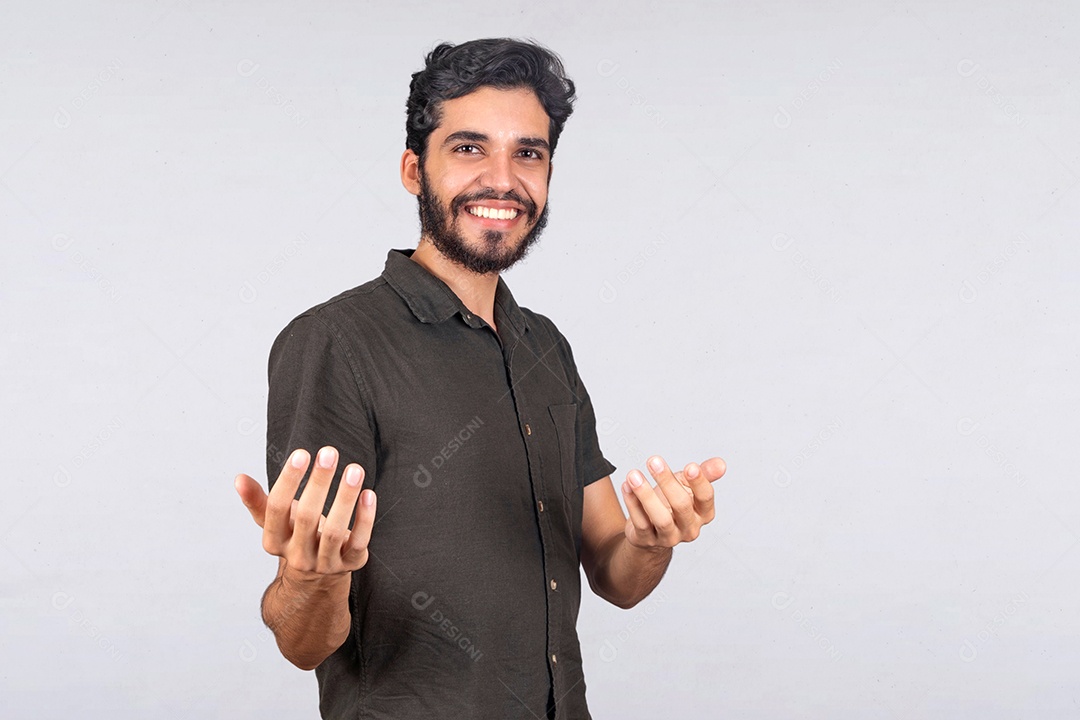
[266,247,616,719]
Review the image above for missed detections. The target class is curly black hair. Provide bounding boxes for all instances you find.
[405,38,576,160]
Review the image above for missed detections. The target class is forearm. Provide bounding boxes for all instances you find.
[262,566,352,670]
[590,534,673,610]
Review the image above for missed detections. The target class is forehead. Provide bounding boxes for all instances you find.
[434,86,550,142]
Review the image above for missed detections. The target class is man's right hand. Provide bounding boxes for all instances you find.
[235,446,377,578]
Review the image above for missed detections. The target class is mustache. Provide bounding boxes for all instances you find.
[450,189,537,220]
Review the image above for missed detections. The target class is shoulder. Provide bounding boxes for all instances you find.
[519,305,578,369]
[520,304,562,341]
[271,275,392,346]
[266,278,397,393]
[297,275,391,327]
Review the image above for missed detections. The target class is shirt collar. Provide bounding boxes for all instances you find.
[381,248,529,337]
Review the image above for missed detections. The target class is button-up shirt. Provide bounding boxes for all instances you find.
[265,247,616,719]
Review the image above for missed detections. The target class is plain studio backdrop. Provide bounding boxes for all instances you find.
[2,1,1077,717]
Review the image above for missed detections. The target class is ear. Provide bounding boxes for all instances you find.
[400,149,421,196]
[547,159,554,186]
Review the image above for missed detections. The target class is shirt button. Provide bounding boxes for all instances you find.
[525,423,532,436]
[538,500,544,512]
[551,653,558,665]
[550,578,557,590]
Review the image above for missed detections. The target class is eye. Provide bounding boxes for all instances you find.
[519,148,544,160]
[454,144,481,154]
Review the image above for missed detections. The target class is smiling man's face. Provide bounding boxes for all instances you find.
[402,85,553,275]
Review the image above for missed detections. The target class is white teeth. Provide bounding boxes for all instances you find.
[467,205,519,220]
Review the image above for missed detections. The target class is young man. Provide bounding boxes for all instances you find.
[234,38,726,719]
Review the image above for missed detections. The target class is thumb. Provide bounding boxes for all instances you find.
[234,473,267,529]
[699,457,727,482]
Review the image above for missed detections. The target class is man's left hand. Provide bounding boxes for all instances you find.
[621,455,726,550]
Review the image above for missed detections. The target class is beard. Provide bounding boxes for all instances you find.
[416,163,550,275]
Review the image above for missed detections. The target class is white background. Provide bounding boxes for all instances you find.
[2,1,1077,717]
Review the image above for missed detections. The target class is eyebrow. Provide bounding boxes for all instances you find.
[442,130,551,153]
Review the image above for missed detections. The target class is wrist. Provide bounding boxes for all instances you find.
[624,536,674,558]
[279,563,352,595]
[270,564,352,640]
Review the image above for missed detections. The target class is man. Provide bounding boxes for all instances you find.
[234,37,726,719]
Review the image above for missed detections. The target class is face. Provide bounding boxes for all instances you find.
[402,86,553,275]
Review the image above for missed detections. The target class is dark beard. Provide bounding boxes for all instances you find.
[416,164,549,275]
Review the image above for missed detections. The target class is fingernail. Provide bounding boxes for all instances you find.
[290,449,307,469]
[648,457,664,473]
[629,471,643,487]
[318,447,336,468]
[362,490,375,506]
[687,464,699,480]
[344,465,360,487]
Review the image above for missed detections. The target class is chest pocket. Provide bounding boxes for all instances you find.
[547,403,579,503]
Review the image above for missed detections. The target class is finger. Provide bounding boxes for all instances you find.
[341,486,378,569]
[626,469,676,539]
[234,473,268,529]
[292,446,339,565]
[263,449,311,553]
[620,478,655,536]
[638,463,671,510]
[318,463,366,569]
[685,461,711,499]
[689,457,725,518]
[653,483,672,510]
[646,456,695,524]
[698,457,727,483]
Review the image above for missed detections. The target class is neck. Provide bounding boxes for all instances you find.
[409,238,499,330]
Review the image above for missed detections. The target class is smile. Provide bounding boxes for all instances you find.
[465,205,521,221]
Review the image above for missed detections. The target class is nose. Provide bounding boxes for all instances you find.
[479,150,515,194]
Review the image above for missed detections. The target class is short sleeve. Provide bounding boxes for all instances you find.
[265,313,378,523]
[558,334,617,488]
